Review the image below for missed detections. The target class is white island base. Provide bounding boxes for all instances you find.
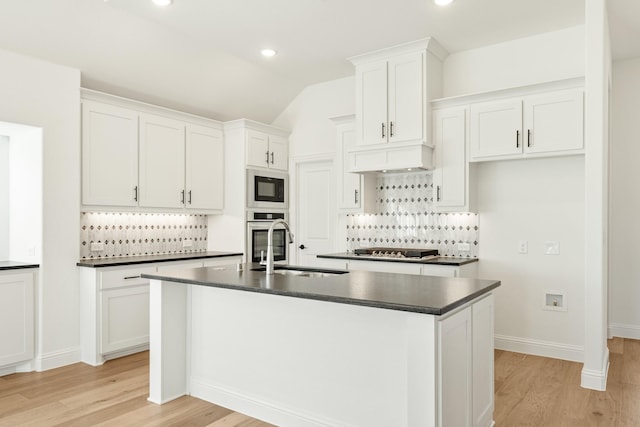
[149,279,495,427]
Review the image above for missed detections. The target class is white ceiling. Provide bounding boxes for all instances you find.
[0,0,635,124]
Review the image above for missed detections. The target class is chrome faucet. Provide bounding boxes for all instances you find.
[266,219,294,274]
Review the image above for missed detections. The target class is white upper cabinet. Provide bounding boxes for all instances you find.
[139,113,186,209]
[433,106,472,212]
[470,99,523,159]
[387,52,425,144]
[356,51,425,146]
[331,115,375,212]
[82,101,139,207]
[186,124,224,210]
[470,86,584,161]
[246,129,288,171]
[81,91,226,213]
[523,89,584,154]
[348,38,446,173]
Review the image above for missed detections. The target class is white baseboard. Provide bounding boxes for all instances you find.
[609,323,640,340]
[34,347,81,372]
[494,334,584,362]
[581,348,609,391]
[190,377,338,427]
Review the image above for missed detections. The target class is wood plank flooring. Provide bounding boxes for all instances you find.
[0,338,638,426]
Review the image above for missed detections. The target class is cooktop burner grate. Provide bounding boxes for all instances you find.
[353,247,439,258]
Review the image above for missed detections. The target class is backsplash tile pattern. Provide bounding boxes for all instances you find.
[346,172,479,257]
[80,212,207,259]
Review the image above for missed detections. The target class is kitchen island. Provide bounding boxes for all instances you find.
[143,264,500,427]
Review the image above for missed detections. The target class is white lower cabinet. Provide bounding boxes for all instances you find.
[438,294,494,427]
[318,257,476,277]
[0,270,35,369]
[80,256,241,365]
[101,285,150,354]
[348,259,423,275]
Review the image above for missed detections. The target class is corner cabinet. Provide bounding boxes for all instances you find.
[330,115,376,212]
[470,87,584,161]
[81,90,225,213]
[347,38,447,172]
[81,101,139,207]
[432,106,474,212]
[246,129,288,171]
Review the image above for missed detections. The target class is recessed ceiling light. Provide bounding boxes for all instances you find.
[261,49,277,58]
[152,0,172,6]
[434,0,454,5]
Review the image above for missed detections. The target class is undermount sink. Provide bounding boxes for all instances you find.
[251,265,349,278]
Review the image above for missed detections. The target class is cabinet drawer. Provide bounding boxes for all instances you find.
[422,265,458,277]
[99,266,156,290]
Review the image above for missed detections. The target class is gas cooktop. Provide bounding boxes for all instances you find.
[353,247,439,259]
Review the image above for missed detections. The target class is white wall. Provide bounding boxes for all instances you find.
[475,157,585,360]
[0,48,81,370]
[443,26,585,97]
[273,76,355,158]
[0,135,8,260]
[609,57,640,339]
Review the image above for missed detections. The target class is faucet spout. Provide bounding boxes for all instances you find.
[266,219,293,274]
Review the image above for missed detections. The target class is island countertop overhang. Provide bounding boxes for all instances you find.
[142,263,500,315]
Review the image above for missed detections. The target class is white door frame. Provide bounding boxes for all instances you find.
[291,153,337,265]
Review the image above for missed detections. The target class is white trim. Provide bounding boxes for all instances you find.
[190,377,344,427]
[348,37,448,65]
[494,334,584,363]
[34,347,81,372]
[608,323,640,340]
[581,348,609,391]
[223,118,290,137]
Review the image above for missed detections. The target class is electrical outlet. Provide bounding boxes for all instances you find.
[182,239,193,248]
[544,241,560,255]
[457,243,470,252]
[90,242,104,252]
[518,240,528,254]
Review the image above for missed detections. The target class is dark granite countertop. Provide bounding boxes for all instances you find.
[142,263,500,315]
[317,252,478,266]
[0,261,40,271]
[77,251,243,268]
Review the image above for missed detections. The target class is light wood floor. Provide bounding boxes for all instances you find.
[0,338,638,426]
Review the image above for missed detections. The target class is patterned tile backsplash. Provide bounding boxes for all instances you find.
[346,172,479,257]
[80,212,208,259]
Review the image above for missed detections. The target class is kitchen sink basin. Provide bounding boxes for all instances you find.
[251,265,349,277]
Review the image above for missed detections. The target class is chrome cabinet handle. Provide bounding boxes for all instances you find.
[265,151,270,164]
[124,275,141,280]
[354,189,359,204]
[188,190,192,204]
[527,129,531,147]
[381,122,386,138]
[181,189,185,204]
[436,185,441,202]
[133,186,138,202]
[270,152,274,164]
[390,121,394,137]
[516,130,520,148]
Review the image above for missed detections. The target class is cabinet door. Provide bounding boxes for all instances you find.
[246,129,270,168]
[268,134,289,171]
[348,259,423,275]
[186,124,224,210]
[82,101,138,206]
[421,264,458,277]
[472,295,494,427]
[388,51,424,144]
[438,307,472,427]
[139,114,185,208]
[0,272,34,367]
[339,124,361,209]
[470,99,522,159]
[356,60,388,146]
[101,285,150,354]
[523,88,584,154]
[433,107,467,211]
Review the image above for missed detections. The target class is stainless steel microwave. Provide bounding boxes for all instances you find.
[247,169,288,209]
